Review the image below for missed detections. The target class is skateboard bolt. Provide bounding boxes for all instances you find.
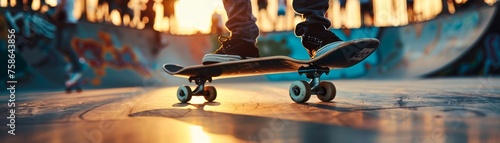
[292,86,301,96]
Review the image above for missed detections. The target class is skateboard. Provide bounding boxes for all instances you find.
[164,38,380,103]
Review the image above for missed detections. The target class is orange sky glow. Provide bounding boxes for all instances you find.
[0,0,497,35]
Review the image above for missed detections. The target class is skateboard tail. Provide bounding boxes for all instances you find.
[163,64,184,74]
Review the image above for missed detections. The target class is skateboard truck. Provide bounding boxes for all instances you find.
[290,64,336,103]
[188,76,212,95]
[298,64,330,94]
[175,76,217,103]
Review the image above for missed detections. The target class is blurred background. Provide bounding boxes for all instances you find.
[1,0,499,92]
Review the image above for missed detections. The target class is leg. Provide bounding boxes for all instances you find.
[57,24,82,73]
[201,0,260,64]
[222,0,259,43]
[292,0,331,36]
[56,23,85,88]
[291,0,343,58]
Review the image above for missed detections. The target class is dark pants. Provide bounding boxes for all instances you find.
[223,0,331,43]
[57,23,82,72]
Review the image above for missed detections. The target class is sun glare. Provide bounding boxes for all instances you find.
[189,125,211,143]
[173,0,219,35]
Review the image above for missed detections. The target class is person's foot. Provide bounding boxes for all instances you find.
[300,24,344,58]
[65,72,83,87]
[202,36,260,65]
[65,59,87,87]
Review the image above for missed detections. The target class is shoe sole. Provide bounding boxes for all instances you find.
[202,54,258,65]
[315,41,345,58]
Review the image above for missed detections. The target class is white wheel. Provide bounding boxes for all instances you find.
[204,86,217,102]
[289,80,311,103]
[316,81,336,102]
[177,85,192,103]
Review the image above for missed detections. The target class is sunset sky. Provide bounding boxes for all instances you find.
[1,0,497,35]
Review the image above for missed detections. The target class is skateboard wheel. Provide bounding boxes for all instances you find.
[289,80,311,103]
[76,87,83,93]
[177,85,192,103]
[203,86,217,102]
[316,81,336,102]
[65,88,72,94]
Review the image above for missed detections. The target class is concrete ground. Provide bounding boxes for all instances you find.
[1,77,499,143]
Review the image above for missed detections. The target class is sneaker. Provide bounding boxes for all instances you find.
[202,36,260,65]
[65,72,83,87]
[65,59,87,87]
[300,24,344,58]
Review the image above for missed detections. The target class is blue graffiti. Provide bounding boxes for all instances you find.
[483,34,500,74]
[5,10,56,49]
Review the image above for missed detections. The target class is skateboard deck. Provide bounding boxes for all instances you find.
[164,38,379,79]
[163,38,379,104]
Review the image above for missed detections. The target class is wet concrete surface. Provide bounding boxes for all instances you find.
[1,78,499,143]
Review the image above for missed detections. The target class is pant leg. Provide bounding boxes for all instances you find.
[57,23,82,72]
[292,0,331,36]
[222,0,259,44]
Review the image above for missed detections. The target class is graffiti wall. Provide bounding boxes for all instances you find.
[431,7,500,77]
[69,24,159,87]
[367,6,498,78]
[0,8,161,91]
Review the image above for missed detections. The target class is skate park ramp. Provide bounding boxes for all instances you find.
[368,6,498,78]
[1,4,499,92]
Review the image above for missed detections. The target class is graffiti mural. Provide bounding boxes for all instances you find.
[368,6,498,78]
[483,34,500,74]
[431,8,500,77]
[4,9,56,51]
[72,31,152,85]
[1,8,160,91]
[0,9,60,85]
